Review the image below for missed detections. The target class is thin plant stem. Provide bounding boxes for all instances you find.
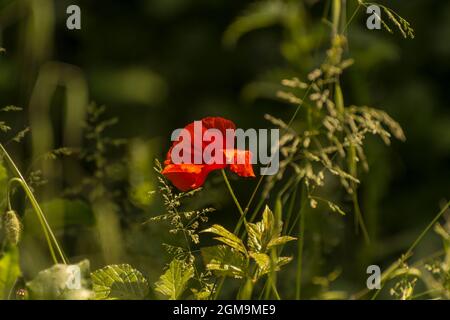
[295,185,308,299]
[342,1,361,33]
[242,176,264,218]
[212,277,225,300]
[351,185,371,244]
[8,178,58,264]
[332,0,342,37]
[271,281,281,300]
[213,169,246,299]
[283,183,299,235]
[1,143,67,265]
[220,170,246,233]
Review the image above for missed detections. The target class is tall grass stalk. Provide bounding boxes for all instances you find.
[295,185,308,299]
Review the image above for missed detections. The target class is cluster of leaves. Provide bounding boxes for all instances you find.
[201,206,295,288]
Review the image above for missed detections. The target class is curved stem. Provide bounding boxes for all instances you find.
[1,143,67,264]
[371,200,450,299]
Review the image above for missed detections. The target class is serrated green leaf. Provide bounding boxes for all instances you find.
[201,245,247,279]
[262,205,275,234]
[247,222,264,252]
[246,205,277,253]
[0,247,21,299]
[27,260,93,300]
[201,224,246,254]
[267,236,297,248]
[249,253,293,279]
[154,259,193,300]
[92,264,149,300]
[276,256,293,269]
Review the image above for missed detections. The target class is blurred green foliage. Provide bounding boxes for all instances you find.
[0,0,449,299]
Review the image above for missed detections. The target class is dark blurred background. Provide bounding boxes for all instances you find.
[0,0,449,298]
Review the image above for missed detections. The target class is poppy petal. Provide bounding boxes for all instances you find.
[162,162,227,191]
[162,164,207,191]
[202,117,236,134]
[162,117,254,191]
[225,149,255,178]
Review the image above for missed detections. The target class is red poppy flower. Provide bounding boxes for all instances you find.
[162,117,255,191]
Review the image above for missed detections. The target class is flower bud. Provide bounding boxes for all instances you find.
[3,210,21,246]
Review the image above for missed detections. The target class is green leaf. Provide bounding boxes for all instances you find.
[246,205,278,253]
[92,264,149,300]
[267,236,297,249]
[27,260,93,300]
[201,245,247,279]
[276,256,293,269]
[201,224,247,255]
[154,259,193,300]
[249,253,293,279]
[0,247,21,299]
